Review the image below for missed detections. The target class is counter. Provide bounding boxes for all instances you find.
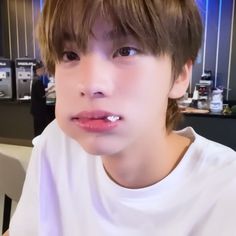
[0,101,34,145]
[178,109,236,150]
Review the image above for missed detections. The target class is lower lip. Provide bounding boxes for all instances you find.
[72,118,120,132]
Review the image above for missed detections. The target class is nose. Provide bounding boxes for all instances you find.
[77,54,114,99]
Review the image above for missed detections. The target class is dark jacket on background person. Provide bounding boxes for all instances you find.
[30,76,55,137]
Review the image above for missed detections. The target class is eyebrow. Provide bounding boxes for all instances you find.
[102,29,130,41]
[61,29,138,53]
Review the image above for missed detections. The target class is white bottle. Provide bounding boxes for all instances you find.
[209,89,223,113]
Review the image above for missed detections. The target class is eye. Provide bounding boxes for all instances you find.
[113,47,139,58]
[62,51,80,62]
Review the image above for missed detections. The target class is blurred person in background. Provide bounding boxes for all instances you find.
[30,60,55,137]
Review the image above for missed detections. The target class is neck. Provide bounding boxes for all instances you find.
[102,132,191,189]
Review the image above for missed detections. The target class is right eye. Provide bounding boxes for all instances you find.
[62,51,80,62]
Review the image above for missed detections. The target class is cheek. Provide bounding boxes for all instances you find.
[55,67,76,98]
[54,68,75,116]
[55,67,64,92]
[118,66,171,101]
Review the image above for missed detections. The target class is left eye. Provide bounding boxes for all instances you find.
[62,51,80,62]
[113,47,138,57]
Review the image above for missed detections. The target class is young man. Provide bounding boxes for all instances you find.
[6,0,236,235]
[30,61,55,137]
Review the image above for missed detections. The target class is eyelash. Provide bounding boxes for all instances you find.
[113,47,139,58]
[62,51,80,62]
[61,47,139,62]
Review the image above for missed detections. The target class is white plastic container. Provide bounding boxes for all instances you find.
[209,89,223,113]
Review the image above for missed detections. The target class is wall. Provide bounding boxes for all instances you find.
[0,0,42,60]
[229,0,236,100]
[0,0,43,143]
[0,0,7,57]
[193,0,236,100]
[0,3,2,56]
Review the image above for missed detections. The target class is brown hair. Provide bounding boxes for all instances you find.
[37,0,202,131]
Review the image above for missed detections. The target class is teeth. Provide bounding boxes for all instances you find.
[106,115,120,122]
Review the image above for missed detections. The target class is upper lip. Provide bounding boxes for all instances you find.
[72,110,122,120]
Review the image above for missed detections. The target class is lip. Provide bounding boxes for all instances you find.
[71,110,122,132]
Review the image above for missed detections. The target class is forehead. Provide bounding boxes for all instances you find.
[91,17,133,41]
[63,17,139,50]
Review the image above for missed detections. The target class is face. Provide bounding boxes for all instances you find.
[36,67,45,76]
[54,17,189,156]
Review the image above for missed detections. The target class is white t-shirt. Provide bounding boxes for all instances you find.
[10,120,236,236]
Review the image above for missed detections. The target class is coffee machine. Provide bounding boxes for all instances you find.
[0,58,14,100]
[15,58,36,100]
[196,70,213,100]
[192,70,213,109]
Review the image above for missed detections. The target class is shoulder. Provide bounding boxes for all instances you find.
[177,128,236,214]
[32,120,88,168]
[177,126,236,164]
[176,127,236,187]
[33,119,69,145]
[193,128,236,166]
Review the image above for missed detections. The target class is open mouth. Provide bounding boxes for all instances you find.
[71,110,123,133]
[72,115,121,123]
[72,111,122,122]
[71,112,122,132]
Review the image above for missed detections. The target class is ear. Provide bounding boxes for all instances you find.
[168,60,192,99]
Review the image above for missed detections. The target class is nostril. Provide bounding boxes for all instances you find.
[93,91,105,98]
[79,91,105,98]
[94,91,104,95]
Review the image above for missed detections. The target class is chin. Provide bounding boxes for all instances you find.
[80,144,115,156]
[76,137,123,156]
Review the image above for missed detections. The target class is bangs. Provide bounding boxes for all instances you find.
[41,0,168,63]
[38,0,201,77]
